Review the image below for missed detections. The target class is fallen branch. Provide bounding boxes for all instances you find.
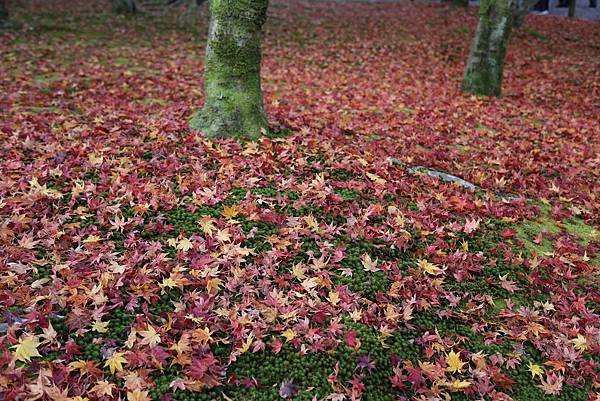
[387,157,520,201]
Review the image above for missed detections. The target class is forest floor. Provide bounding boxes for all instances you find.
[0,1,599,400]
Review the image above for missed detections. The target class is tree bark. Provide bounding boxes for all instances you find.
[453,0,469,7]
[190,0,269,139]
[462,0,513,97]
[0,0,8,25]
[112,0,137,14]
[568,0,576,16]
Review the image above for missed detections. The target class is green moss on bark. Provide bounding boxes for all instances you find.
[462,0,513,97]
[112,0,137,14]
[0,0,8,25]
[190,0,269,139]
[453,0,469,7]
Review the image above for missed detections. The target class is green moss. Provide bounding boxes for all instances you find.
[163,205,223,235]
[241,219,278,253]
[181,322,421,401]
[335,187,361,202]
[514,203,598,257]
[562,218,598,246]
[140,97,167,105]
[149,289,182,316]
[511,359,591,401]
[329,168,355,181]
[113,57,130,65]
[523,28,548,42]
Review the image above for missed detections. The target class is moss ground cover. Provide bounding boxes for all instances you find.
[1,0,599,400]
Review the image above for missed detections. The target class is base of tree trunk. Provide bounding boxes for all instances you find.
[0,18,19,30]
[189,99,268,139]
[568,0,576,15]
[112,0,137,14]
[0,4,8,26]
[453,0,469,6]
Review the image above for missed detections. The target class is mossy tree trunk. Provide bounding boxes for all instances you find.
[462,0,513,97]
[0,0,8,25]
[190,0,269,139]
[112,0,137,14]
[568,0,576,16]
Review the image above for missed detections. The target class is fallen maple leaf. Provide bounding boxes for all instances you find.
[199,216,217,235]
[571,334,588,352]
[528,362,544,379]
[538,372,563,395]
[222,204,240,220]
[418,259,440,275]
[176,237,193,252]
[92,320,109,333]
[11,336,41,362]
[463,218,480,234]
[127,389,151,401]
[105,352,128,374]
[499,274,519,293]
[282,329,298,342]
[442,379,471,390]
[91,380,116,397]
[279,379,299,399]
[361,253,379,272]
[446,350,466,373]
[139,325,161,348]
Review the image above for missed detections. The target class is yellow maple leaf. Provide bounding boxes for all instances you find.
[282,329,298,342]
[215,229,231,243]
[139,325,161,348]
[304,214,320,232]
[83,234,102,244]
[207,278,223,295]
[192,327,213,345]
[291,263,306,280]
[159,277,178,294]
[446,350,466,373]
[127,389,151,401]
[68,360,96,375]
[238,333,254,354]
[176,237,193,252]
[327,291,340,305]
[418,259,440,275]
[88,153,104,166]
[366,172,386,185]
[528,362,544,379]
[104,352,128,374]
[199,216,216,236]
[442,379,472,390]
[91,380,116,397]
[571,334,588,352]
[361,253,379,272]
[222,205,240,220]
[11,336,41,362]
[91,320,109,333]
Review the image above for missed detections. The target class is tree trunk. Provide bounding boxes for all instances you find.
[462,0,513,97]
[190,0,269,139]
[453,0,469,7]
[0,0,8,25]
[568,0,576,16]
[112,0,137,14]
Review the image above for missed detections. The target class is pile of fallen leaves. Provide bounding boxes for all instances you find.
[0,1,598,400]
